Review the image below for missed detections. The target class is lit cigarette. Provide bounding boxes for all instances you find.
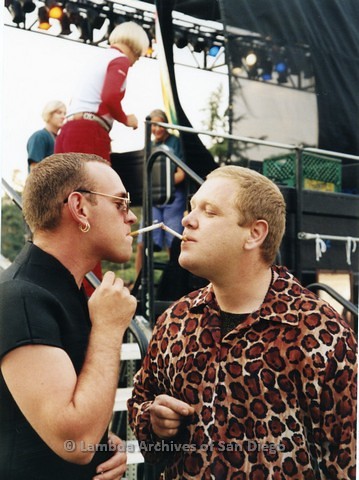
[161,224,187,241]
[130,222,164,237]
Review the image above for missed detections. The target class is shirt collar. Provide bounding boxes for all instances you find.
[189,265,301,327]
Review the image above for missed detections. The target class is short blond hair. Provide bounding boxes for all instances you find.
[207,165,286,265]
[109,21,149,58]
[42,100,66,123]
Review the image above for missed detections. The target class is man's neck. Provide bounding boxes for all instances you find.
[33,233,92,289]
[213,266,273,314]
[45,125,58,136]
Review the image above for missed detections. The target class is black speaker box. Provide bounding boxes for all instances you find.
[341,158,359,195]
[111,150,175,207]
[279,187,359,272]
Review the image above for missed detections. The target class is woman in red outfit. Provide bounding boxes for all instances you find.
[55,21,149,294]
[55,21,149,162]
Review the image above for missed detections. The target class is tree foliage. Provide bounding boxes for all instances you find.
[202,84,266,166]
[1,197,26,261]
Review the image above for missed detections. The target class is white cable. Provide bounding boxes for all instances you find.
[315,234,327,262]
[345,237,357,265]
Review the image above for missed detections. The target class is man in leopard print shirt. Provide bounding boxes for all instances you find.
[128,166,356,479]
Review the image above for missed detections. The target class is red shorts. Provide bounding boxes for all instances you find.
[55,119,111,163]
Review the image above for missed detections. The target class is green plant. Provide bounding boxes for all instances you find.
[1,196,26,261]
[202,84,265,166]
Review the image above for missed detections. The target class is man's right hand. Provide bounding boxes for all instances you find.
[149,394,195,440]
[88,271,136,334]
[126,114,138,130]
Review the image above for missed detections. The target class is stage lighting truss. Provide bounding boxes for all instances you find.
[171,20,226,72]
[3,0,314,89]
[3,0,156,50]
[229,34,315,91]
[3,0,226,70]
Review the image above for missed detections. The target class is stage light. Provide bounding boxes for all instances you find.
[59,11,71,35]
[275,61,287,73]
[192,37,207,53]
[146,43,154,57]
[21,0,36,13]
[232,66,243,76]
[245,52,257,67]
[174,31,188,49]
[144,28,155,57]
[261,58,273,81]
[8,0,25,24]
[242,50,258,79]
[49,5,63,19]
[44,0,61,18]
[208,44,220,57]
[75,7,106,43]
[38,6,51,30]
[65,2,80,22]
[275,60,288,84]
[78,17,92,42]
[86,7,106,30]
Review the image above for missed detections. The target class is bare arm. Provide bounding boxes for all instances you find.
[1,271,136,465]
[174,167,185,185]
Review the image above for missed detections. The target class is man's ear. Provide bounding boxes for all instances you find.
[66,192,90,225]
[244,219,269,251]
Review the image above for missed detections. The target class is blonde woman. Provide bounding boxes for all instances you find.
[27,100,66,171]
[55,21,149,163]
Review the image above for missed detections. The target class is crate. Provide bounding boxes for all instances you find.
[263,153,342,192]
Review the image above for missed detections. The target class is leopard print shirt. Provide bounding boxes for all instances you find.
[128,265,357,479]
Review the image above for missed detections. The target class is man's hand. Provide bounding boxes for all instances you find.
[88,271,137,334]
[149,394,195,440]
[126,114,138,130]
[93,433,127,480]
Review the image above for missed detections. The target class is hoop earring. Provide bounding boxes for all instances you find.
[79,222,90,233]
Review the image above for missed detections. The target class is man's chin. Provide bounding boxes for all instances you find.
[105,251,132,265]
[179,256,199,275]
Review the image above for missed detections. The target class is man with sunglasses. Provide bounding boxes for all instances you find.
[0,153,137,479]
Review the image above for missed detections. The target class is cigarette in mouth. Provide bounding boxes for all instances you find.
[161,224,187,241]
[130,222,187,241]
[130,222,164,237]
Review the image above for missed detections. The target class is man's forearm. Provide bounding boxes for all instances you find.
[68,326,125,447]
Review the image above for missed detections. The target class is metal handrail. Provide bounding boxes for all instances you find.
[1,177,22,208]
[306,282,358,325]
[150,121,359,162]
[141,145,204,324]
